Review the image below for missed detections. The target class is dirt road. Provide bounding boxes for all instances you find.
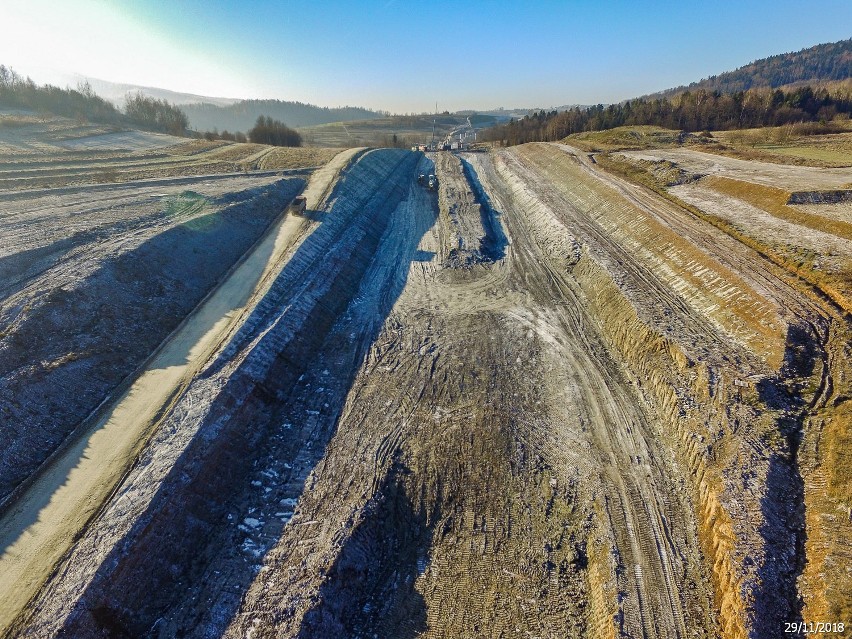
[183,150,711,638]
[620,147,852,190]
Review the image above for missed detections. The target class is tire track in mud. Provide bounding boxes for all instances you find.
[498,145,749,369]
[558,143,825,327]
[468,151,712,638]
[223,151,711,639]
[17,148,714,638]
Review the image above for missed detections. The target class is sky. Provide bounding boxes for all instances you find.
[1,0,850,113]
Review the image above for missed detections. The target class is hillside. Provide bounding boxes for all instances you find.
[181,99,386,133]
[484,39,852,144]
[656,38,852,97]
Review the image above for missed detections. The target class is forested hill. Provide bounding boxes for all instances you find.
[483,38,852,146]
[180,100,385,133]
[655,39,852,97]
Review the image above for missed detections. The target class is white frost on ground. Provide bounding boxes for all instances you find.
[792,201,852,225]
[672,182,852,258]
[57,130,184,151]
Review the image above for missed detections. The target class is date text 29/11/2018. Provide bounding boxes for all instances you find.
[784,622,846,634]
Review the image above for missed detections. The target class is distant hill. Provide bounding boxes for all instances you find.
[79,76,241,108]
[3,68,381,132]
[483,39,852,145]
[655,38,852,97]
[7,70,241,108]
[180,100,387,133]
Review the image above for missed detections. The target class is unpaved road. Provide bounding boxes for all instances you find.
[0,148,360,635]
[7,141,845,638]
[220,150,712,637]
[14,149,711,639]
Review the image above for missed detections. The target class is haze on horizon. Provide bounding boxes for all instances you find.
[3,0,851,113]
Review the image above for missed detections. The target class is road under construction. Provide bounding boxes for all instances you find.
[0,139,850,638]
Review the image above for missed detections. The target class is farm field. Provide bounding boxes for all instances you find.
[0,117,850,639]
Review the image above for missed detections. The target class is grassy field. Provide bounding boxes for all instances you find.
[754,142,852,164]
[707,123,852,167]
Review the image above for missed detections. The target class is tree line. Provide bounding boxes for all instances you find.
[2,66,319,149]
[199,129,248,143]
[123,93,188,135]
[181,99,385,132]
[246,116,302,147]
[197,118,303,147]
[0,65,187,135]
[0,66,121,124]
[483,85,852,146]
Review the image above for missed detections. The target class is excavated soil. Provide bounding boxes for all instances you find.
[1,140,850,639]
[0,173,308,504]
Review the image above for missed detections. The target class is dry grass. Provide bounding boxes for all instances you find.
[257,146,343,169]
[202,143,267,161]
[163,139,228,156]
[759,144,852,164]
[704,176,852,241]
[0,133,339,190]
[824,402,852,507]
[706,124,852,168]
[564,126,697,152]
[564,124,852,168]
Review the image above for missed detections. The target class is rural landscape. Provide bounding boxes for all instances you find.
[1,4,851,638]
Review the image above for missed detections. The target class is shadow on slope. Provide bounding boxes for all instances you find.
[460,157,507,261]
[296,462,432,639]
[753,322,816,636]
[0,180,303,510]
[50,150,434,638]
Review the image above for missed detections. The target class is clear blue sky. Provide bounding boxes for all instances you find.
[3,0,851,112]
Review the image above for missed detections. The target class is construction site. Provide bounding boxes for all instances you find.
[0,111,850,639]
